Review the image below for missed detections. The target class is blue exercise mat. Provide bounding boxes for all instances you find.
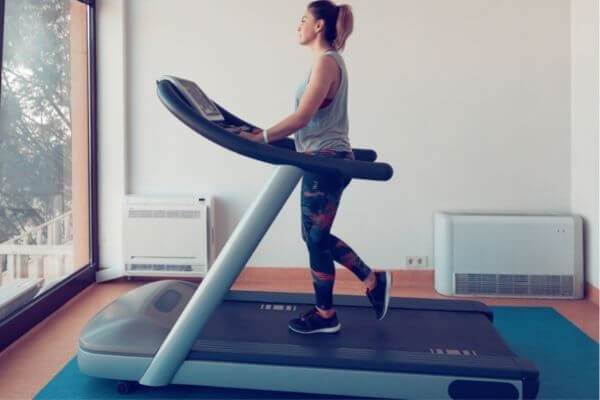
[35,306,599,399]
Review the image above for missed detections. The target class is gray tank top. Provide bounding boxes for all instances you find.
[293,51,352,153]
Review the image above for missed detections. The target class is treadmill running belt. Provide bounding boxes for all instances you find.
[187,298,533,380]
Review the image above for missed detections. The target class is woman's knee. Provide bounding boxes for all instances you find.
[304,232,333,253]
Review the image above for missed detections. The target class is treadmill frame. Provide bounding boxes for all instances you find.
[79,287,539,399]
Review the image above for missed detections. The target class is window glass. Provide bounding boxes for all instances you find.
[0,0,90,318]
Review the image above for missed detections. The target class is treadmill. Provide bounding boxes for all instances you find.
[77,77,539,399]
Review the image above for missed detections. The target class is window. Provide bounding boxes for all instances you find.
[0,0,96,348]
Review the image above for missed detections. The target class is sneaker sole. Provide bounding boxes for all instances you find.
[378,271,392,320]
[288,323,342,335]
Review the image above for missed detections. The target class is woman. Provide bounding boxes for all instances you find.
[239,0,391,334]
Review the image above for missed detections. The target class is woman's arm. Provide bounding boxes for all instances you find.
[240,55,339,143]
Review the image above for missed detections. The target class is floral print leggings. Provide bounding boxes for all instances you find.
[301,150,373,310]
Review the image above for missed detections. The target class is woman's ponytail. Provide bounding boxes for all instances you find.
[334,4,353,52]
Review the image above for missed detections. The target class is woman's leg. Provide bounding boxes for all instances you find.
[301,170,379,309]
[300,170,345,313]
[329,234,373,284]
[289,151,391,333]
[288,170,346,334]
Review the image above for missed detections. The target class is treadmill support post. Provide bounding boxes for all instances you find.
[139,165,303,386]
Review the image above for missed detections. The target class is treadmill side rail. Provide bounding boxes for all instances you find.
[79,347,532,399]
[172,358,526,400]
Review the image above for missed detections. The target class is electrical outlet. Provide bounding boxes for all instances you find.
[415,256,428,268]
[406,256,428,268]
[406,256,416,268]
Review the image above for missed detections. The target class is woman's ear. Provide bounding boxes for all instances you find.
[314,19,324,33]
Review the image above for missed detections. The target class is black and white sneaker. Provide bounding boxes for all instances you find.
[288,308,342,334]
[366,271,392,320]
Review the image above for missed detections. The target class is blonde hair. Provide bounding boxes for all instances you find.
[334,4,353,51]
[308,1,354,52]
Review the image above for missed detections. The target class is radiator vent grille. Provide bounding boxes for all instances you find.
[455,274,574,297]
[128,209,202,219]
[127,264,193,272]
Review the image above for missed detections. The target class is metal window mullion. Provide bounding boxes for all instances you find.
[0,0,5,99]
[86,2,98,272]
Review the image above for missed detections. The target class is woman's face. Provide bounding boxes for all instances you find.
[297,9,320,45]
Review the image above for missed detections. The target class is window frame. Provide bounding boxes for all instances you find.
[0,0,4,101]
[0,0,98,353]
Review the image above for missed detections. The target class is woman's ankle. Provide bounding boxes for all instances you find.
[365,271,377,291]
[316,306,336,318]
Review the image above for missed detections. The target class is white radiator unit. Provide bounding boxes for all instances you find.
[434,212,583,299]
[122,195,216,278]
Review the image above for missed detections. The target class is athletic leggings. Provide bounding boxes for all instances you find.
[301,150,372,310]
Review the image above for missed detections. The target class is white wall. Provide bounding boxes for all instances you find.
[99,1,596,286]
[571,0,599,289]
[97,0,126,270]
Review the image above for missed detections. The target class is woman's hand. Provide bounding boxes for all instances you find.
[239,128,265,143]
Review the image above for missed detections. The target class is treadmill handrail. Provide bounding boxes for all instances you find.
[156,80,393,181]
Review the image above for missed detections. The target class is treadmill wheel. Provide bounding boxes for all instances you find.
[116,380,136,395]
